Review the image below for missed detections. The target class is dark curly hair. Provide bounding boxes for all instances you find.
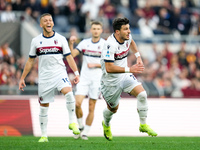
[112,17,129,32]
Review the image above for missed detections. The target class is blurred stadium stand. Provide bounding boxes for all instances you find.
[0,0,200,98]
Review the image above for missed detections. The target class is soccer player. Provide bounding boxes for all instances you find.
[101,17,157,141]
[19,13,80,142]
[68,21,105,140]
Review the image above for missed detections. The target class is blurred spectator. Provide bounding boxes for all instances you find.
[116,0,131,19]
[21,6,33,22]
[1,3,16,22]
[161,42,173,68]
[129,8,143,34]
[81,0,105,20]
[0,62,10,85]
[24,0,41,21]
[190,12,200,35]
[64,0,78,25]
[12,0,25,11]
[172,67,191,91]
[141,1,156,19]
[101,0,116,30]
[96,8,110,33]
[154,8,172,34]
[129,0,138,13]
[177,0,192,35]
[177,41,188,67]
[0,0,7,10]
[0,42,14,63]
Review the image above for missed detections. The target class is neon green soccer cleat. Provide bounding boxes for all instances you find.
[69,123,80,135]
[102,121,112,141]
[139,124,157,137]
[38,137,49,142]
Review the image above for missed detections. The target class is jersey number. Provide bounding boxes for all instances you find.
[62,78,69,83]
[130,75,136,80]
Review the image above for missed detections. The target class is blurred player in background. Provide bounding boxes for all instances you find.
[19,13,80,142]
[69,21,105,140]
[101,17,157,141]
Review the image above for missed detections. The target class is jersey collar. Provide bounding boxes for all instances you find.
[113,33,124,45]
[42,31,55,38]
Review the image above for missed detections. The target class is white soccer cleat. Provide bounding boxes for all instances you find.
[74,134,80,139]
[73,127,84,139]
[81,135,88,140]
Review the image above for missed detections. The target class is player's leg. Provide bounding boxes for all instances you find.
[73,95,85,139]
[75,95,85,130]
[80,81,100,140]
[81,98,97,140]
[101,84,121,141]
[38,82,55,142]
[129,85,148,124]
[129,85,157,137]
[102,104,118,141]
[38,103,49,142]
[61,87,80,135]
[74,79,89,131]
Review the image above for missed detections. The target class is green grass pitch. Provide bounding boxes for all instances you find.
[1,136,200,150]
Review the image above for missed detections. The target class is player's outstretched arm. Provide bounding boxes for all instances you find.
[19,57,35,91]
[129,39,144,66]
[105,62,144,74]
[87,63,101,68]
[65,54,79,84]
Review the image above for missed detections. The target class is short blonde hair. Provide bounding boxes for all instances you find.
[90,21,103,27]
[40,13,52,21]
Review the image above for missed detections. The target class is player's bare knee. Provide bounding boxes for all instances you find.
[75,101,82,109]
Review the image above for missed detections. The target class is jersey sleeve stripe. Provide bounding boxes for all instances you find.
[104,60,114,62]
[29,55,37,58]
[76,48,81,53]
[63,52,71,57]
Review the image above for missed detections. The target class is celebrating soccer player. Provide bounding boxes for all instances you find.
[69,21,105,140]
[101,17,157,141]
[19,13,80,142]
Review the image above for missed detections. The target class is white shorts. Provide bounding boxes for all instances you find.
[101,74,141,108]
[38,72,71,104]
[75,78,101,100]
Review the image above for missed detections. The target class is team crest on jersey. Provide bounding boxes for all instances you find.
[54,39,58,45]
[126,42,128,47]
[107,45,110,49]
[40,41,42,44]
[98,46,100,49]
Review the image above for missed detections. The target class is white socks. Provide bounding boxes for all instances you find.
[137,91,148,124]
[82,125,91,136]
[39,106,49,137]
[103,107,114,127]
[65,92,76,124]
[77,118,84,129]
[77,118,91,136]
